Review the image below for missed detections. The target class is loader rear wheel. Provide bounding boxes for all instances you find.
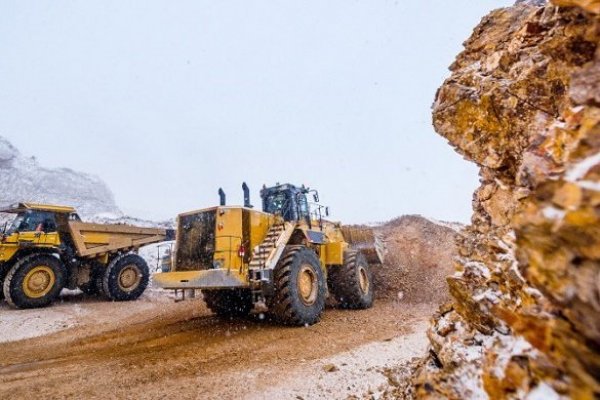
[328,251,374,309]
[203,289,253,318]
[269,245,326,326]
[102,254,149,301]
[3,254,66,309]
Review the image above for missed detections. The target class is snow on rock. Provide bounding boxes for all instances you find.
[526,382,561,400]
[0,136,120,218]
[88,213,175,229]
[424,216,465,233]
[564,151,600,182]
[412,1,600,398]
[0,136,177,228]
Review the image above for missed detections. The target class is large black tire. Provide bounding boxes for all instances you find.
[0,262,12,301]
[203,289,253,318]
[269,245,326,326]
[102,253,149,301]
[328,250,374,309]
[78,260,105,296]
[3,253,66,309]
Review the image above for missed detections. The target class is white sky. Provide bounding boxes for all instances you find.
[0,0,511,223]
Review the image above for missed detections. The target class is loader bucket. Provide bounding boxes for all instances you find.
[340,226,385,264]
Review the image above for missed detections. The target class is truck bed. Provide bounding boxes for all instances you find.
[68,221,168,257]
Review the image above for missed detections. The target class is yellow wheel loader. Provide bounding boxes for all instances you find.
[0,203,171,309]
[154,183,384,326]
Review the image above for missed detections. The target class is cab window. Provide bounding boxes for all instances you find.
[10,211,57,233]
[264,192,287,215]
[297,194,309,219]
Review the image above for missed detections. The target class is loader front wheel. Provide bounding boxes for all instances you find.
[269,245,326,326]
[3,254,66,309]
[203,289,253,318]
[328,250,374,309]
[102,254,149,301]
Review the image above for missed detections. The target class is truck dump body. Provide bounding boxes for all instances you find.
[68,221,168,257]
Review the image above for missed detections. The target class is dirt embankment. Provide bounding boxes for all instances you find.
[374,215,461,304]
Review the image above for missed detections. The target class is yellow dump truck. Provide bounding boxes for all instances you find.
[0,203,171,309]
[155,183,383,326]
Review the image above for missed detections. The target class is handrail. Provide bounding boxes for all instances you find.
[306,202,328,229]
[155,241,174,272]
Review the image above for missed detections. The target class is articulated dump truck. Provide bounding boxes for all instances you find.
[0,203,171,309]
[155,183,384,326]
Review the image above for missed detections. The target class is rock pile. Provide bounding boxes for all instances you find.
[374,215,459,305]
[413,1,600,398]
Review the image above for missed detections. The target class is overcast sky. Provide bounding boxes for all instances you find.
[0,1,511,224]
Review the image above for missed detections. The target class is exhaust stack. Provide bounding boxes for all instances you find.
[218,188,226,206]
[242,182,252,208]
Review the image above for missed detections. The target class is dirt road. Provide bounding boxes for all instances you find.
[0,292,431,399]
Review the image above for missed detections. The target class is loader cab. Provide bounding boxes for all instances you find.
[260,183,312,222]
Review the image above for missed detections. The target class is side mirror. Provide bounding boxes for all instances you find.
[313,193,319,203]
[325,207,330,217]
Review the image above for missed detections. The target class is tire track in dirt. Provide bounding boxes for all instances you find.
[0,299,432,399]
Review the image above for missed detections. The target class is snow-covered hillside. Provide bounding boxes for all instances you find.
[0,136,120,218]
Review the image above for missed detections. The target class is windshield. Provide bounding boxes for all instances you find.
[0,212,19,235]
[263,190,311,221]
[4,211,57,234]
[264,192,287,215]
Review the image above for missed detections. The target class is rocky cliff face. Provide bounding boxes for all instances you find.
[413,1,600,398]
[0,136,120,218]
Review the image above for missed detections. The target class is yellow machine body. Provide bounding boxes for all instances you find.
[0,202,172,309]
[155,206,275,289]
[153,205,373,291]
[0,203,168,265]
[154,183,384,325]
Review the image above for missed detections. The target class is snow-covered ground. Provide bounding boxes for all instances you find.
[0,285,176,343]
[245,320,430,400]
[0,300,87,343]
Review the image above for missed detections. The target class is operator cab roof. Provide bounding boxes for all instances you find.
[260,183,308,194]
[0,202,76,214]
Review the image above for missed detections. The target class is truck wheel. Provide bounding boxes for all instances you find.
[328,250,374,309]
[203,289,253,318]
[269,245,326,326]
[3,253,66,309]
[0,262,12,301]
[102,254,149,301]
